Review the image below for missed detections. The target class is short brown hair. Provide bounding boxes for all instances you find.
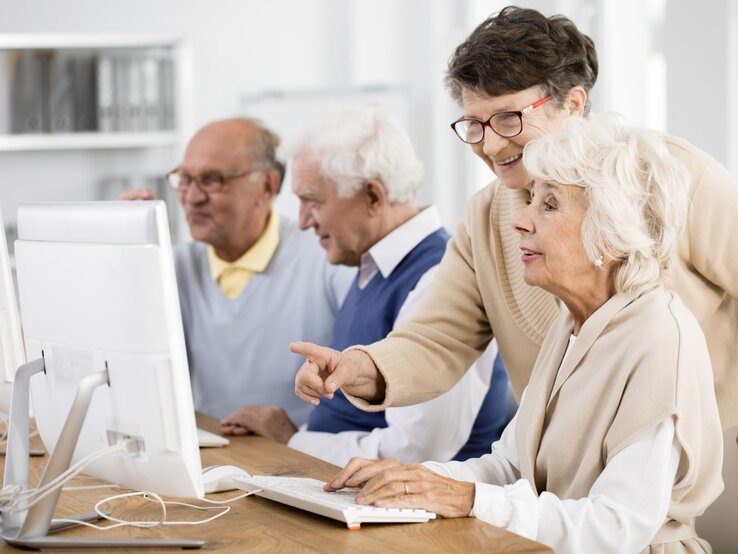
[446,6,598,113]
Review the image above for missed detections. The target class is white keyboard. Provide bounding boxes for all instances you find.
[233,475,436,529]
[196,427,230,448]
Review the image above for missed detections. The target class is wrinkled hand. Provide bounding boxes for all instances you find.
[119,187,156,201]
[290,342,385,406]
[328,457,475,519]
[220,405,297,444]
[325,457,401,491]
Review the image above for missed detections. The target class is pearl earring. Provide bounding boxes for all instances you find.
[594,255,604,268]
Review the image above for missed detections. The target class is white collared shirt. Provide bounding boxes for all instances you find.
[288,206,500,465]
[357,206,443,290]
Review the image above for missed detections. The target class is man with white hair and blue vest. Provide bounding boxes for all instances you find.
[221,107,510,466]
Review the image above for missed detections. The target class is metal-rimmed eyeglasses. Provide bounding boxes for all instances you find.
[450,95,554,144]
[165,168,261,194]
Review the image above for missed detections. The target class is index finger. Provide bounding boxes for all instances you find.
[294,358,334,404]
[324,457,374,491]
[326,457,399,491]
[290,341,335,366]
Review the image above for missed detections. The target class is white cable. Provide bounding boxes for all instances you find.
[54,492,167,530]
[2,436,260,531]
[0,440,129,513]
[0,428,39,447]
[51,489,262,530]
[20,442,127,510]
[198,490,261,505]
[138,494,232,526]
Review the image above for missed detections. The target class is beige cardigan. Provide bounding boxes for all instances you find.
[515,287,722,552]
[350,136,738,429]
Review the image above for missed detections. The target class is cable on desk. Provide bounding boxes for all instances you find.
[0,440,131,513]
[52,489,263,530]
[199,489,262,504]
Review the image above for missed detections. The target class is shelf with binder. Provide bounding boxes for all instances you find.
[0,34,188,245]
[0,34,181,149]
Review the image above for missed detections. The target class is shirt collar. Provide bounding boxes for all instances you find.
[358,206,442,287]
[208,207,280,281]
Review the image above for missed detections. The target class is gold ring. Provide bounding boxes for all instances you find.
[404,482,409,495]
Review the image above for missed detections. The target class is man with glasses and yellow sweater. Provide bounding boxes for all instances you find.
[122,118,352,426]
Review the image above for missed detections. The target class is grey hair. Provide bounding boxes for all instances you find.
[280,106,423,204]
[243,117,286,188]
[523,113,690,295]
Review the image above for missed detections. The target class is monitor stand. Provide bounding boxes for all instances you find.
[1,357,204,550]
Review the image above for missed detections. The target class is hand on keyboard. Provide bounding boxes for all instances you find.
[325,457,400,492]
[324,457,475,519]
[233,475,436,529]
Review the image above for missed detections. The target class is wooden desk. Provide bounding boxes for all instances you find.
[0,416,551,553]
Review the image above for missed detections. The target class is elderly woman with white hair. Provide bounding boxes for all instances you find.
[318,115,723,553]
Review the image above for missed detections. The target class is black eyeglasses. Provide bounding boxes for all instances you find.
[166,168,261,194]
[450,96,554,144]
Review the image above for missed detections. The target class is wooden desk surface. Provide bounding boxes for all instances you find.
[0,415,552,553]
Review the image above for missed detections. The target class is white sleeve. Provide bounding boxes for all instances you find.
[423,396,522,484]
[445,417,679,554]
[288,266,497,466]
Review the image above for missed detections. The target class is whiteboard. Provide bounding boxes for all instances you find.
[241,87,410,219]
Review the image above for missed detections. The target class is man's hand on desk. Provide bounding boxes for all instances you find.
[220,405,297,444]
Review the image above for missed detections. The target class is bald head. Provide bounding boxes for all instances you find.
[186,118,285,187]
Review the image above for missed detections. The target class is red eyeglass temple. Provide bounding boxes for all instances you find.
[521,95,554,114]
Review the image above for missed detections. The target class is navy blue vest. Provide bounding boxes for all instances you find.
[307,228,511,460]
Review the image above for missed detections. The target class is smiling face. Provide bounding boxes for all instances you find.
[291,153,375,267]
[460,86,580,190]
[513,180,599,300]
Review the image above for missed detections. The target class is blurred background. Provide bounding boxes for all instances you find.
[0,0,736,245]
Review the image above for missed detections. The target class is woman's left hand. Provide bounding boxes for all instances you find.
[355,462,475,518]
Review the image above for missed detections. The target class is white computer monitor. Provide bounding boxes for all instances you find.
[0,209,25,413]
[14,201,203,500]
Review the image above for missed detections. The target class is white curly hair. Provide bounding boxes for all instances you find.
[523,113,690,295]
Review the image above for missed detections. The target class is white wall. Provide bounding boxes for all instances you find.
[664,0,731,163]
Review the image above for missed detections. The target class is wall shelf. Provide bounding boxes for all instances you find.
[0,34,180,50]
[0,132,179,152]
